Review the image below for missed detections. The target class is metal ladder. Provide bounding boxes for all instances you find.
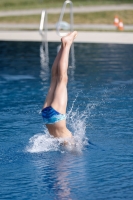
[56,0,73,37]
[39,10,49,74]
[39,10,47,38]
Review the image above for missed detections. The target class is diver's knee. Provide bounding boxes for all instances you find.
[51,74,58,82]
[58,74,68,84]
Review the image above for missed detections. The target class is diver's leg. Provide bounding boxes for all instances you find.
[43,46,63,108]
[51,31,77,114]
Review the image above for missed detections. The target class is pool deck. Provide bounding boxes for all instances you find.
[0,31,133,44]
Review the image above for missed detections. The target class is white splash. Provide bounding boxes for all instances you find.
[26,98,96,153]
[26,131,61,153]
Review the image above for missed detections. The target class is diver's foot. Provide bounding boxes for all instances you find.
[61,31,77,47]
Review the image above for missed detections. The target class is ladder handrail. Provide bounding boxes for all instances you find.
[57,0,73,37]
[39,9,47,39]
[39,9,49,65]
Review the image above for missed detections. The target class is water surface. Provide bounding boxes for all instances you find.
[0,41,133,200]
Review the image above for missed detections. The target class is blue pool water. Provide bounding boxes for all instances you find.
[0,41,133,200]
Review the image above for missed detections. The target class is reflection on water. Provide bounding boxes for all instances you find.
[32,147,87,200]
[33,155,73,200]
[40,41,49,82]
[69,44,76,80]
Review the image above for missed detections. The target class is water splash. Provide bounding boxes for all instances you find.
[26,131,61,153]
[26,96,94,153]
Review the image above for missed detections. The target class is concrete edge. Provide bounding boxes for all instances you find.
[0,31,133,44]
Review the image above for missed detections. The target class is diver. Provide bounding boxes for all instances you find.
[42,31,77,139]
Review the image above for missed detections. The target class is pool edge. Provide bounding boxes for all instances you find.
[0,31,133,44]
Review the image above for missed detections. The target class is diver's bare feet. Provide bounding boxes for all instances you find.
[61,31,77,47]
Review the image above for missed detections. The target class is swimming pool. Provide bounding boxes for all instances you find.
[0,41,133,200]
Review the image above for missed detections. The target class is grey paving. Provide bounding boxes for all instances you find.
[0,4,133,17]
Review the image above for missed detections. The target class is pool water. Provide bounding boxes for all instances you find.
[0,41,133,200]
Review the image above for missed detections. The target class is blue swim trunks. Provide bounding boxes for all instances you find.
[42,106,66,124]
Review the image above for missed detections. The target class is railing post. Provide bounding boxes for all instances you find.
[56,0,73,37]
[39,10,47,39]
